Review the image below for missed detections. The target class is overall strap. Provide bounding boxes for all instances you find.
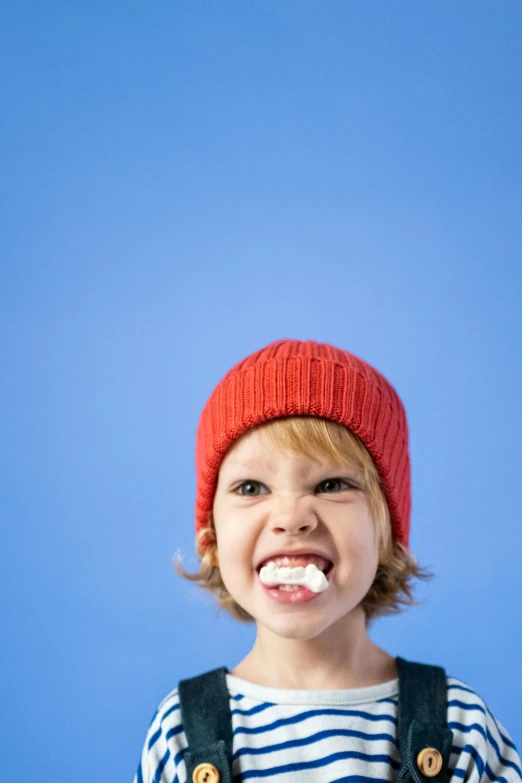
[178,667,233,783]
[396,656,454,783]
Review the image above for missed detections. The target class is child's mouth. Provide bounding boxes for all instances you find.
[256,562,334,604]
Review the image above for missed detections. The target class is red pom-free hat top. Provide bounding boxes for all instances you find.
[195,339,411,548]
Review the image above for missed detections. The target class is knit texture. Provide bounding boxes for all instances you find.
[195,339,411,547]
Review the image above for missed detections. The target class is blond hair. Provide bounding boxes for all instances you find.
[174,416,433,626]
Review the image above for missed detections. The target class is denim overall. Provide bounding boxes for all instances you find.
[178,656,454,783]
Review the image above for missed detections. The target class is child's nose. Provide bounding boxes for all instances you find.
[267,497,319,534]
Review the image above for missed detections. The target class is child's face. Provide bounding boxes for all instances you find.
[212,427,380,642]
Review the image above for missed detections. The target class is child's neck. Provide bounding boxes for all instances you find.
[229,608,397,690]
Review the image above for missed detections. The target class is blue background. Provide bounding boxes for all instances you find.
[2,2,521,780]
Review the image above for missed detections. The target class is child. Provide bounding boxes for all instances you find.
[133,338,521,783]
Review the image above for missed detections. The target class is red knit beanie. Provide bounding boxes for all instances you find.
[195,339,411,549]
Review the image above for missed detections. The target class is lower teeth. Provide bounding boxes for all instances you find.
[278,584,301,592]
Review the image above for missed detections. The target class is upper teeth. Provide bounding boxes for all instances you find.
[259,561,329,593]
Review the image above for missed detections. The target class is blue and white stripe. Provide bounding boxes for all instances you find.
[134,673,521,783]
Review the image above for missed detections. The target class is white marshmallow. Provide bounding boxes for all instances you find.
[259,561,329,593]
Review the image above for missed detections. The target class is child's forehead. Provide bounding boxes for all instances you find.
[220,428,347,472]
[224,428,299,460]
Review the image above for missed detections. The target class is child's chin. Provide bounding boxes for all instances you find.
[259,613,332,641]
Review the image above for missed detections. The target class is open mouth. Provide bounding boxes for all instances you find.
[256,558,334,577]
[256,558,335,598]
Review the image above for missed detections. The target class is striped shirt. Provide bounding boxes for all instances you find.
[134,672,521,783]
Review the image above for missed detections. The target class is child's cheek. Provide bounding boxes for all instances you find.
[339,541,379,585]
[217,546,250,595]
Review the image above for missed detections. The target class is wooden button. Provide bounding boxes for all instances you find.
[192,762,220,783]
[417,747,443,777]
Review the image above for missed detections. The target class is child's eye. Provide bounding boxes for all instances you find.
[233,478,357,496]
[234,480,268,496]
[317,478,356,493]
